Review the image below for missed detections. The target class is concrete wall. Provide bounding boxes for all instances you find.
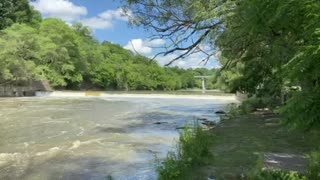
[0,86,36,97]
[0,80,52,97]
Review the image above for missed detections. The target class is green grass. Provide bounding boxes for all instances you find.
[157,127,214,180]
[199,115,320,179]
[159,113,320,180]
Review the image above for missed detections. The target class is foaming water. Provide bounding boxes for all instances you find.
[0,96,234,179]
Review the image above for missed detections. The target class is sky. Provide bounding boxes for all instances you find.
[30,0,220,69]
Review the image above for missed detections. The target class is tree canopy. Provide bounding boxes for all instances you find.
[124,0,320,130]
[0,0,218,91]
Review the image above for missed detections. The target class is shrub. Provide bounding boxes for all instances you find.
[307,151,320,179]
[157,127,212,180]
[239,97,263,114]
[252,169,307,180]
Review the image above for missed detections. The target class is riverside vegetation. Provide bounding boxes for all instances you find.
[122,0,320,179]
[156,104,320,180]
[0,0,220,91]
[2,0,320,179]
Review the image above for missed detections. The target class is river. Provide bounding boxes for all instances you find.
[0,96,235,180]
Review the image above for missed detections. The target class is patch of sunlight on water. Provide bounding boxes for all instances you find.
[0,97,233,179]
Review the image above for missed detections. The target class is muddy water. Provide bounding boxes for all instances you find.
[0,97,231,180]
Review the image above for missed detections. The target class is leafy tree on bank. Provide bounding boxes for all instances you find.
[123,0,320,130]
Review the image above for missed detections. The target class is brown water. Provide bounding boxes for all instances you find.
[0,97,232,180]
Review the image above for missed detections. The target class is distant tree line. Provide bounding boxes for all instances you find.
[0,0,219,91]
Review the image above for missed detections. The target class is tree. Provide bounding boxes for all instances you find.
[123,0,320,129]
[124,0,229,65]
[38,19,83,88]
[0,24,42,85]
[0,0,41,30]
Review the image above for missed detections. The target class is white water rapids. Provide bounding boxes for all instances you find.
[0,95,236,180]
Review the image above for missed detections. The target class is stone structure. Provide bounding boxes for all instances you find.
[0,80,52,97]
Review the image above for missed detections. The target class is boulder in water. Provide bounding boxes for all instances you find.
[197,117,208,121]
[154,122,168,125]
[215,110,226,114]
[201,121,216,127]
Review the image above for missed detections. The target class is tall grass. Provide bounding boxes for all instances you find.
[157,127,212,180]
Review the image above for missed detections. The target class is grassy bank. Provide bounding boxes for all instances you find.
[159,113,320,179]
[157,127,214,180]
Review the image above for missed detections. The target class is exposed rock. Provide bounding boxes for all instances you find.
[215,110,226,114]
[264,122,280,127]
[197,117,208,121]
[202,126,215,131]
[201,121,216,127]
[263,153,308,174]
[153,122,168,125]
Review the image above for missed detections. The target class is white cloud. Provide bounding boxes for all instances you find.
[31,0,87,21]
[31,1,132,30]
[99,8,133,22]
[124,38,166,55]
[144,39,166,47]
[124,38,220,69]
[80,17,113,30]
[155,51,220,69]
[79,8,133,30]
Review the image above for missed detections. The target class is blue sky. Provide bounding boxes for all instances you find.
[30,0,220,69]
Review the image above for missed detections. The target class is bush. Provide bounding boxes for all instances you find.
[239,97,263,114]
[157,127,212,180]
[252,169,307,180]
[225,103,240,117]
[307,151,320,179]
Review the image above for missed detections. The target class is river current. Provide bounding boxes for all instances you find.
[0,96,233,180]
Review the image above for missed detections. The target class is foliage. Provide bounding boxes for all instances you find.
[0,1,221,90]
[252,169,307,180]
[238,97,276,115]
[307,151,320,179]
[158,127,212,180]
[0,0,41,30]
[124,0,320,130]
[0,24,41,84]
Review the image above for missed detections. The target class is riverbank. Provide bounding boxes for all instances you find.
[159,112,320,179]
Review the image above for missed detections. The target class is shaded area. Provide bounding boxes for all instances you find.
[187,114,320,179]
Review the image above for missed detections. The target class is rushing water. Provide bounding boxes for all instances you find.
[0,96,233,180]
